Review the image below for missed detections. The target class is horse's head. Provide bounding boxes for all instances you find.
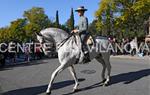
[36,32,45,44]
[35,32,56,56]
[35,28,72,56]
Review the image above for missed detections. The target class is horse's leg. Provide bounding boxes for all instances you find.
[103,53,111,86]
[96,55,106,82]
[68,65,79,92]
[46,64,66,94]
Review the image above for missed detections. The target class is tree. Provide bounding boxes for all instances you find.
[24,23,39,41]
[88,20,99,36]
[24,7,51,29]
[23,7,52,41]
[0,19,27,42]
[0,27,10,42]
[9,18,27,42]
[59,24,69,33]
[66,8,75,31]
[55,10,60,28]
[95,0,115,36]
[95,0,150,40]
[0,7,54,43]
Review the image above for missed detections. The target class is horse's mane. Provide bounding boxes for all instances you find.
[40,28,69,38]
[40,28,69,47]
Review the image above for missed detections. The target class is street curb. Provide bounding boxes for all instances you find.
[3,58,49,67]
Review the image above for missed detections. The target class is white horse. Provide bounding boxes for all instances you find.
[36,28,111,94]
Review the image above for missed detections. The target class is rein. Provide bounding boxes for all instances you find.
[57,33,76,50]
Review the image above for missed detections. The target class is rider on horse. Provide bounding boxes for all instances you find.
[72,6,91,63]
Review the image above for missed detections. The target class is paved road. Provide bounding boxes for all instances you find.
[0,57,150,95]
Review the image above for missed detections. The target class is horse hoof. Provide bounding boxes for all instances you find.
[73,88,78,92]
[103,83,106,87]
[102,79,106,83]
[46,92,51,95]
[103,82,109,87]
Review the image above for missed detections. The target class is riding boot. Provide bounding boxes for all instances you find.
[83,52,91,63]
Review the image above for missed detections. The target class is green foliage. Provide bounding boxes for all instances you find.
[95,0,115,36]
[1,1,148,43]
[88,20,99,36]
[9,18,27,42]
[0,27,10,42]
[23,7,51,29]
[0,7,52,43]
[95,0,150,40]
[24,23,39,41]
[53,10,69,32]
[59,24,69,33]
[23,7,52,41]
[0,19,27,42]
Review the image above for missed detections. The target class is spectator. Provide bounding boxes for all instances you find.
[24,44,30,62]
[112,37,117,55]
[130,38,138,56]
[0,52,5,68]
[8,42,16,64]
[0,45,7,68]
[35,47,42,60]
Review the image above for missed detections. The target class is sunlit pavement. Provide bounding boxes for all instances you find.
[111,55,150,60]
[0,57,150,95]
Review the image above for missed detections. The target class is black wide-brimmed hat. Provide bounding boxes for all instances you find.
[75,6,87,12]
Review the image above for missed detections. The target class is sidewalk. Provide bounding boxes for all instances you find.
[1,55,149,68]
[111,55,150,60]
[4,56,51,67]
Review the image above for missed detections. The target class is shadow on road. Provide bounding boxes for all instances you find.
[2,78,85,95]
[63,80,105,95]
[63,68,150,95]
[0,59,50,71]
[2,69,150,95]
[0,68,13,71]
[110,68,150,84]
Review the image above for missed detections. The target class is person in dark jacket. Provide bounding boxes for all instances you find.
[72,6,90,63]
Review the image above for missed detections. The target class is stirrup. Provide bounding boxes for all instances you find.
[83,53,91,63]
[84,51,88,54]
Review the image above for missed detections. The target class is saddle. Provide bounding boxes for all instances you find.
[82,35,95,63]
[81,33,95,49]
[86,35,94,45]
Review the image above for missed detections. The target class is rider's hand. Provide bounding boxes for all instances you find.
[72,29,78,33]
[71,30,74,33]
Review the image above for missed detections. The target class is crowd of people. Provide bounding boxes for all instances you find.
[108,37,150,56]
[0,42,57,68]
[0,37,150,68]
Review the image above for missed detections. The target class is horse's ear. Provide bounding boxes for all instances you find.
[35,32,42,36]
[35,32,38,35]
[35,32,39,35]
